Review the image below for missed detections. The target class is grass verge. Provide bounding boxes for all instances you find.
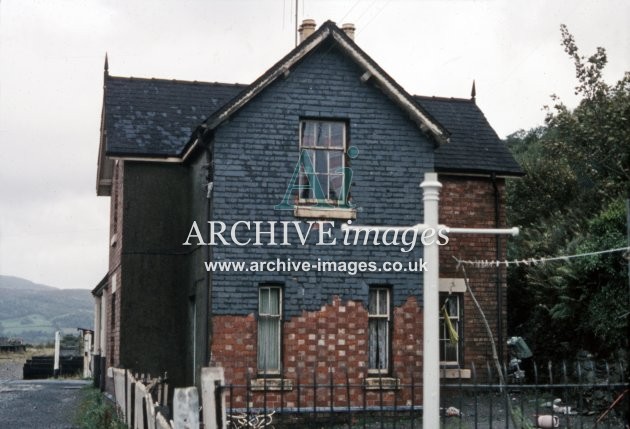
[74,386,127,429]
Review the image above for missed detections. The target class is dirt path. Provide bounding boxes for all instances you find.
[1,350,88,429]
[0,378,89,429]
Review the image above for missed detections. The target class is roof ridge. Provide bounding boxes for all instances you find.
[107,74,247,88]
[414,94,472,103]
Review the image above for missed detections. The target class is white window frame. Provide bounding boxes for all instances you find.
[257,286,282,375]
[439,293,462,366]
[298,119,347,205]
[438,278,466,367]
[368,287,390,374]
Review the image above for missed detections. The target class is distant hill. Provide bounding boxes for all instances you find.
[0,275,57,291]
[0,275,93,344]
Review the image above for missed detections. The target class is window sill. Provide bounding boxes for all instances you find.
[440,368,471,379]
[294,206,356,220]
[364,377,401,391]
[251,378,294,392]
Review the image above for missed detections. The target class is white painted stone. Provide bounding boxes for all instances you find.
[173,387,199,429]
[201,367,226,429]
[112,368,126,415]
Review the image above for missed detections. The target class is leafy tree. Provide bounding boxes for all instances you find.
[547,24,630,197]
[506,25,630,361]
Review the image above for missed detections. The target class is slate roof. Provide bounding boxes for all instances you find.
[104,77,522,175]
[101,22,521,176]
[103,75,245,157]
[415,96,523,176]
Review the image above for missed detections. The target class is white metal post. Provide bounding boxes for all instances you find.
[53,330,61,378]
[420,173,442,428]
[341,172,518,427]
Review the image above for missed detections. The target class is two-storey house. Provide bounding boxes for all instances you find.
[93,20,522,408]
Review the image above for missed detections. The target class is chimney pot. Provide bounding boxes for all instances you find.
[342,23,356,40]
[298,19,317,43]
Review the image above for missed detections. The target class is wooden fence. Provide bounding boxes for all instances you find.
[110,367,225,429]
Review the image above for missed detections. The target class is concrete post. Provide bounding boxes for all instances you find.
[173,387,200,429]
[201,367,226,429]
[420,172,442,428]
[83,331,92,378]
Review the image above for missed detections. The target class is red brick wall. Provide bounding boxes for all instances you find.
[210,296,423,409]
[106,160,124,368]
[439,175,508,370]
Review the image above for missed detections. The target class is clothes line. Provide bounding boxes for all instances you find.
[454,246,630,269]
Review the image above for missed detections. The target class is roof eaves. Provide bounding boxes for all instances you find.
[92,273,109,296]
[96,74,113,196]
[435,166,525,178]
[96,129,112,196]
[107,153,184,163]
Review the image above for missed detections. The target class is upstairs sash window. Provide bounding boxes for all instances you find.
[299,120,347,204]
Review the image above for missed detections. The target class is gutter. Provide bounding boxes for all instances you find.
[110,155,183,163]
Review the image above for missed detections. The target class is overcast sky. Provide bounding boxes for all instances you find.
[0,0,628,290]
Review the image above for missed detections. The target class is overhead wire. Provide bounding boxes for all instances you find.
[454,246,630,269]
[361,0,391,31]
[340,0,362,24]
[354,0,380,27]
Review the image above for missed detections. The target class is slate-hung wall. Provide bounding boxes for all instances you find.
[208,41,434,317]
[206,41,435,406]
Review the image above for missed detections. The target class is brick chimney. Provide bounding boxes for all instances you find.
[341,23,356,40]
[298,19,317,43]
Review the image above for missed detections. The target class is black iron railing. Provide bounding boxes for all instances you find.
[220,360,629,429]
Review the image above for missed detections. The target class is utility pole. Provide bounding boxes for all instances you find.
[343,172,518,427]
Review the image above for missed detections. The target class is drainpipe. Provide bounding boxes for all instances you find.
[93,295,102,388]
[202,129,215,369]
[491,173,504,367]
